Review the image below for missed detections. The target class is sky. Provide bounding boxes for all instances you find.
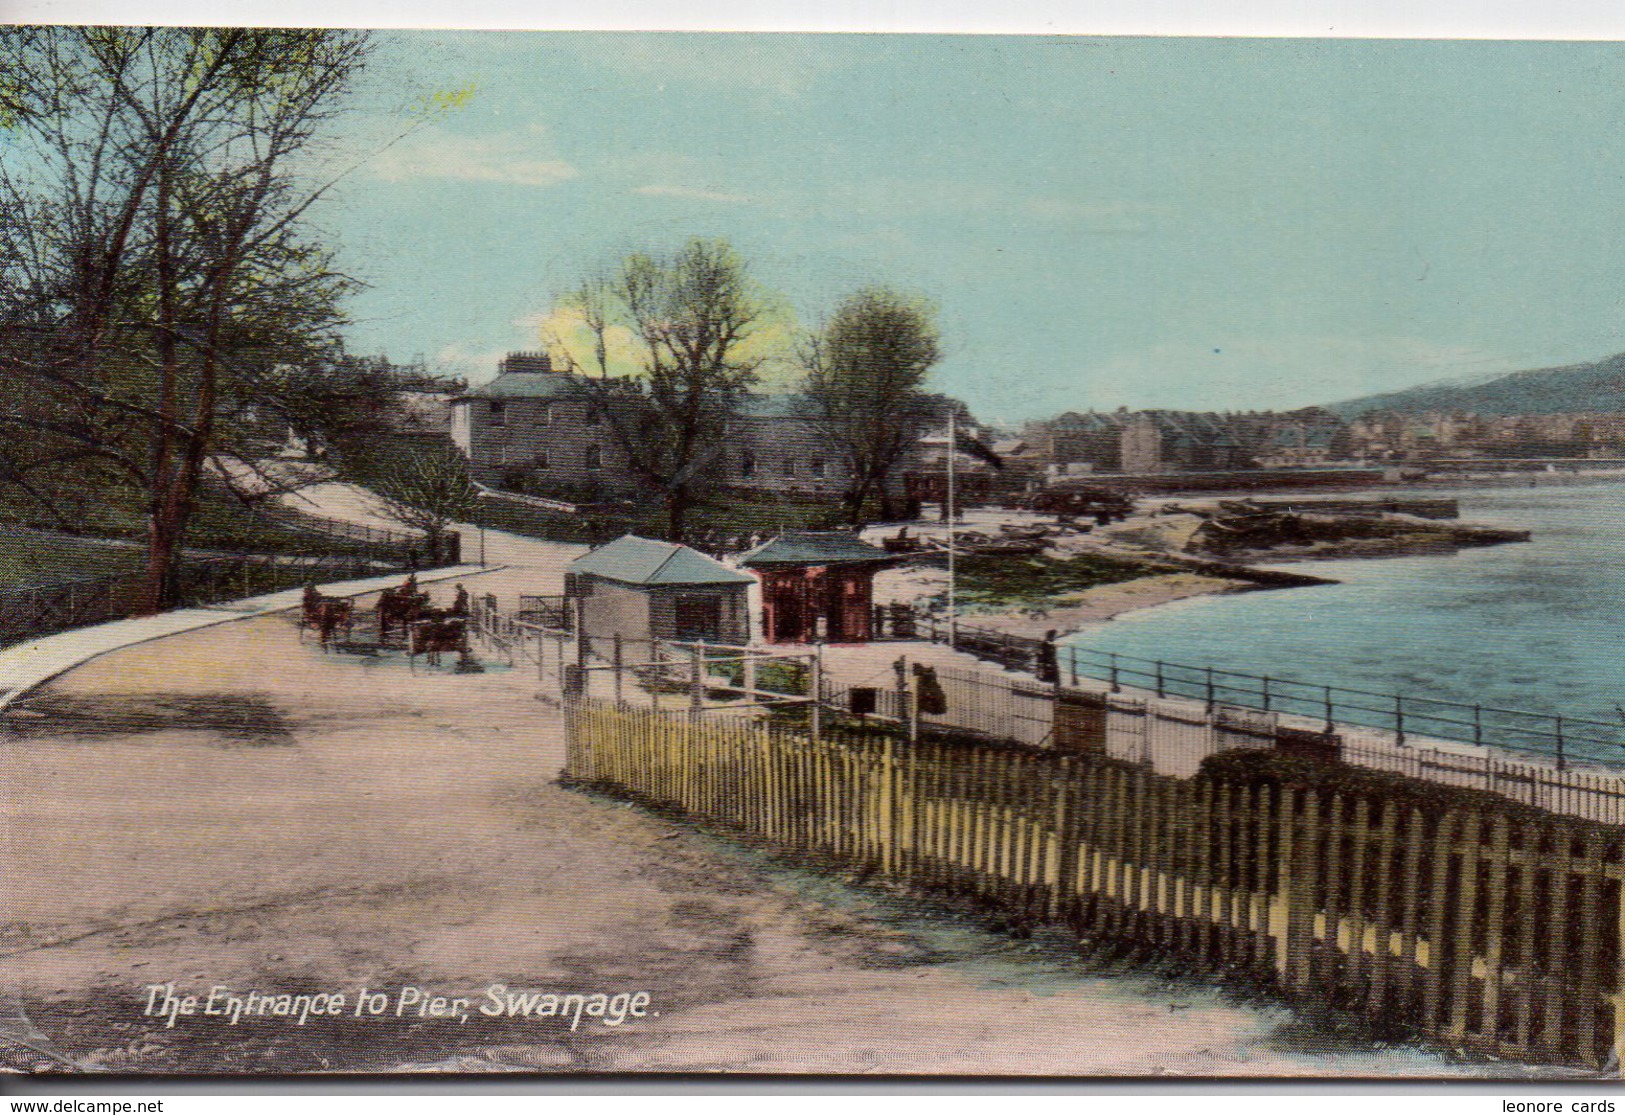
[301,33,1625,424]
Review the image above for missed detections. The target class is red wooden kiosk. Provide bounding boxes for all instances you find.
[737,532,896,644]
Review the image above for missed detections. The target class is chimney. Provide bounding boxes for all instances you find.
[499,351,554,376]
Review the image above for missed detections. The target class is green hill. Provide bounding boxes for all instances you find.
[1327,352,1625,417]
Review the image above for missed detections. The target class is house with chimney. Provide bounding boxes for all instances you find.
[449,352,952,503]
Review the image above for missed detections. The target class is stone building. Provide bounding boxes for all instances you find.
[450,352,945,502]
[564,534,753,646]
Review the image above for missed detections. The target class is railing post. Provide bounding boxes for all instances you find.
[1323,686,1334,734]
[1206,666,1216,710]
[1109,653,1120,694]
[1261,675,1272,712]
[809,646,823,745]
[907,662,920,745]
[689,641,705,715]
[1473,704,1483,746]
[613,633,624,705]
[1395,694,1406,745]
[894,655,909,728]
[1155,660,1165,699]
[1068,645,1078,687]
[1555,715,1566,771]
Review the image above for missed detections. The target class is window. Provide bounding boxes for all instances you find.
[585,444,602,470]
[488,400,507,426]
[740,452,755,478]
[809,458,826,478]
[673,594,722,641]
[782,457,796,477]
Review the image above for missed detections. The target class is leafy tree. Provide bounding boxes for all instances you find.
[0,28,373,611]
[801,287,941,521]
[369,443,477,564]
[575,238,767,542]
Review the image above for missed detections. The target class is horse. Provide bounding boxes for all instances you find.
[377,578,431,641]
[311,598,354,650]
[409,614,467,665]
[301,586,354,650]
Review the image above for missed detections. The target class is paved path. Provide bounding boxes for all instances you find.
[0,567,488,713]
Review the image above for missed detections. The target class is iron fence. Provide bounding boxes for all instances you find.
[0,551,403,648]
[933,620,1625,770]
[1059,644,1622,770]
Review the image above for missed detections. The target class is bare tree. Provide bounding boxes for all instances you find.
[0,28,372,611]
[369,444,477,564]
[578,238,766,542]
[802,287,941,522]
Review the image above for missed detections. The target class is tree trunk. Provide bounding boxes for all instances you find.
[665,488,691,544]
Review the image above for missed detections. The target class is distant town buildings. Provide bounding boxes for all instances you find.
[1025,407,1349,475]
[448,352,1625,503]
[1345,410,1625,460]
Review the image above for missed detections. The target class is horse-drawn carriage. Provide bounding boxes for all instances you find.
[300,585,355,649]
[302,576,472,665]
[376,575,471,664]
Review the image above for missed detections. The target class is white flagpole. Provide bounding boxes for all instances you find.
[947,408,957,646]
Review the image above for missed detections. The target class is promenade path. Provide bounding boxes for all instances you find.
[0,482,1580,1077]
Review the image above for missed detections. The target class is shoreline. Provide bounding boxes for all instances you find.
[870,488,1534,644]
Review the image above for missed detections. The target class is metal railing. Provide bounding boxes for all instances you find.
[931,620,1624,770]
[0,550,407,648]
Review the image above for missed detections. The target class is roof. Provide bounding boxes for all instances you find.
[567,535,754,587]
[737,531,894,568]
[455,373,594,402]
[734,393,817,420]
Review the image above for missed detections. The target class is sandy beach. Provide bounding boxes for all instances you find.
[861,494,1525,643]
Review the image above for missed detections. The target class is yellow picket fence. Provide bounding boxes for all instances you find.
[563,696,1625,1071]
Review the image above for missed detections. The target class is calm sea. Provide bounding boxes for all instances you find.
[1063,481,1625,760]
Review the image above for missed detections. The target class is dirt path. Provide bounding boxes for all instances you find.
[0,598,1587,1079]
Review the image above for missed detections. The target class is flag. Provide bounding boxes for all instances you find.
[953,428,1004,470]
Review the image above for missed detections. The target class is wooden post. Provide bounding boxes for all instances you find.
[743,651,757,704]
[907,662,920,745]
[574,595,587,669]
[613,633,624,705]
[689,641,705,715]
[809,648,823,745]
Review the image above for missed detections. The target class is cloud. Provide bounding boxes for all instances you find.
[366,126,579,188]
[633,184,755,204]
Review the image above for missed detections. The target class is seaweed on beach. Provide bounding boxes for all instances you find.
[954,552,1160,608]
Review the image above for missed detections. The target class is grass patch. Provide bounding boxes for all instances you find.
[954,551,1162,609]
[0,529,144,590]
[466,485,848,546]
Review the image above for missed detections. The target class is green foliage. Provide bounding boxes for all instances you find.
[368,443,477,547]
[801,286,941,520]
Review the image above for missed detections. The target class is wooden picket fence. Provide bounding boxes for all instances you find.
[563,696,1625,1071]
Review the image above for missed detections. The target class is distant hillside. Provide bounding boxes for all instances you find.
[1327,352,1625,417]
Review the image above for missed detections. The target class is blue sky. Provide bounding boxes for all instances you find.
[317,33,1625,423]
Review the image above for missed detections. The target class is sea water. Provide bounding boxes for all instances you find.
[1063,481,1625,762]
